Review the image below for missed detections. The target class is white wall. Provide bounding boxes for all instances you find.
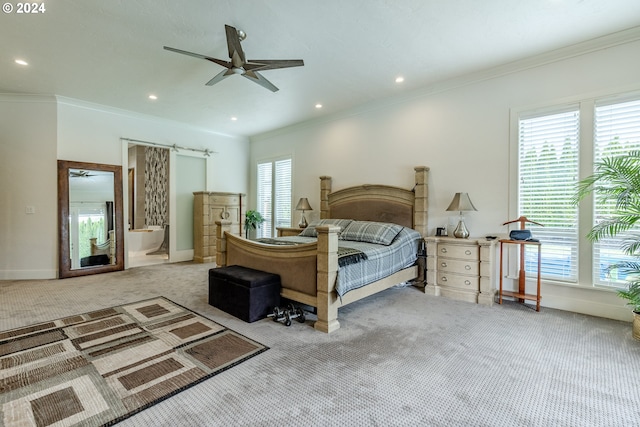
[56,98,249,194]
[0,96,249,279]
[0,95,58,279]
[250,38,640,321]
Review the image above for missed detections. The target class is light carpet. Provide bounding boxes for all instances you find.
[0,297,266,426]
[1,262,640,426]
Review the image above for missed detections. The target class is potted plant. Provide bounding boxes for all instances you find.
[575,150,640,339]
[244,210,265,239]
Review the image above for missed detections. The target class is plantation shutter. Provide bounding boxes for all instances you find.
[274,158,292,231]
[593,98,640,287]
[518,108,580,282]
[256,158,292,238]
[256,162,273,238]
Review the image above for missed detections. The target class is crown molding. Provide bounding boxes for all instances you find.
[252,26,640,142]
[0,93,57,104]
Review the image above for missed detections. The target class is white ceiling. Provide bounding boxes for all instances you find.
[2,0,640,138]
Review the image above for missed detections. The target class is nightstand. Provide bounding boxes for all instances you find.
[276,227,305,237]
[425,236,498,305]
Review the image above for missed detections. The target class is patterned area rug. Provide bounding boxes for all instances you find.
[0,297,268,426]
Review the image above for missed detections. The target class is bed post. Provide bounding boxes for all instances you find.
[314,224,340,333]
[215,220,232,267]
[320,176,332,219]
[414,166,429,237]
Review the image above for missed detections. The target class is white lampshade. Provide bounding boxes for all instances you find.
[445,192,477,238]
[295,197,312,211]
[446,193,477,212]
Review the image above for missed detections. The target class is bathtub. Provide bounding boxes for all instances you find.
[128,226,165,257]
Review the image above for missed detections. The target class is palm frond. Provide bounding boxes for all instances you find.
[575,151,640,207]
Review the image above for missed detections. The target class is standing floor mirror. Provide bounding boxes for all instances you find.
[58,160,124,278]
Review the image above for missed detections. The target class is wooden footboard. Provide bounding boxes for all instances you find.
[216,221,344,332]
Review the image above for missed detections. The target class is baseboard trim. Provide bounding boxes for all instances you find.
[0,269,57,280]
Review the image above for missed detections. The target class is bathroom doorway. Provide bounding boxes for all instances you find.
[127,145,169,268]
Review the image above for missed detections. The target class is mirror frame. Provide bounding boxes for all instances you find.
[58,160,125,278]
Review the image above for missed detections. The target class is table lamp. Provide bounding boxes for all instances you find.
[295,197,312,228]
[446,192,477,238]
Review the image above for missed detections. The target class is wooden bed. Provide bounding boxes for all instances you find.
[215,166,429,333]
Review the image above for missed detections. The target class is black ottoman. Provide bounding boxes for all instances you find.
[208,265,281,323]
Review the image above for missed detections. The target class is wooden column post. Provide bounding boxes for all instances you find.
[215,220,232,267]
[314,224,340,333]
[414,166,429,238]
[320,176,332,219]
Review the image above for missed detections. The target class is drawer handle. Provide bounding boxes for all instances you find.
[465,265,471,270]
[440,248,448,254]
[465,280,471,286]
[441,262,447,268]
[465,250,472,255]
[441,276,447,282]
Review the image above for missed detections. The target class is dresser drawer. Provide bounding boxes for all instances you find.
[437,258,479,276]
[436,273,479,291]
[210,194,240,205]
[437,243,479,260]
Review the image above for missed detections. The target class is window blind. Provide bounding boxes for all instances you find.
[593,98,640,287]
[256,158,292,238]
[274,158,292,230]
[256,162,273,238]
[518,109,580,282]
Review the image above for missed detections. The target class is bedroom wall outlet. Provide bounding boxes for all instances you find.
[25,206,35,214]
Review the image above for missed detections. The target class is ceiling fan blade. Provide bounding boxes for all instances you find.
[164,46,211,60]
[243,70,279,92]
[165,46,231,68]
[245,59,305,71]
[225,24,246,67]
[205,69,232,86]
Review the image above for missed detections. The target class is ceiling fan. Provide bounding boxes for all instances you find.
[69,170,95,178]
[163,24,304,92]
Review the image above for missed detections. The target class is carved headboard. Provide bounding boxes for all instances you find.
[319,166,429,237]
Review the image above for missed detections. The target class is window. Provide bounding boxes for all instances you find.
[256,157,292,238]
[517,94,640,288]
[518,108,580,282]
[593,98,640,287]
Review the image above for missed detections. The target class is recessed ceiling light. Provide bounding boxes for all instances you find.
[315,104,323,109]
[395,76,404,83]
[148,94,158,100]
[231,117,238,121]
[14,59,28,66]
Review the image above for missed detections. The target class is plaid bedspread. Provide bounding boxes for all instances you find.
[255,237,367,267]
[256,227,421,297]
[335,227,421,296]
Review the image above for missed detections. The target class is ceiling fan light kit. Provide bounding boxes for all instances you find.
[164,25,304,92]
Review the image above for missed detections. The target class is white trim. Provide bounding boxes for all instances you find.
[0,269,57,280]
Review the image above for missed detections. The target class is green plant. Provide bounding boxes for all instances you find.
[244,210,265,238]
[575,150,640,312]
[611,262,640,312]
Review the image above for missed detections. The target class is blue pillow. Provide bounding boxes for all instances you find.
[340,221,403,245]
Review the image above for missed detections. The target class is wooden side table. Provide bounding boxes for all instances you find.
[498,239,541,311]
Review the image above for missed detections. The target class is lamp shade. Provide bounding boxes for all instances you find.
[446,192,477,212]
[295,197,312,211]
